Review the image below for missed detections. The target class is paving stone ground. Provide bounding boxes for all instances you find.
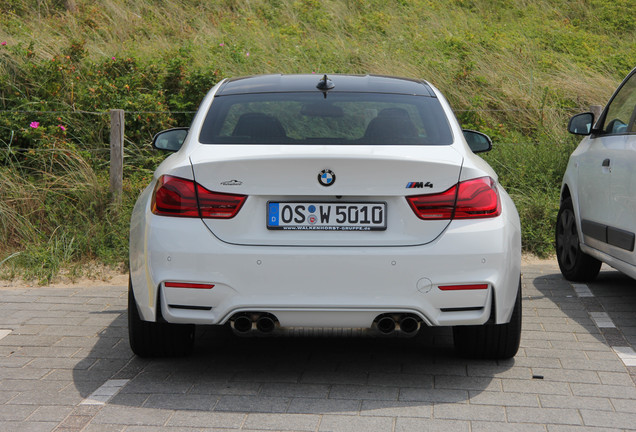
[1,259,635,432]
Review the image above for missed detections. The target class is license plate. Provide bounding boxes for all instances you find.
[267,202,387,231]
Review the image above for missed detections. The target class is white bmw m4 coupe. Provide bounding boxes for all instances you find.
[129,74,522,359]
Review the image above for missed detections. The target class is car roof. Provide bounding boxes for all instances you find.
[216,74,436,97]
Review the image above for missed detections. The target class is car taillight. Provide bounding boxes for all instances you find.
[152,175,246,219]
[407,176,500,220]
[406,184,456,219]
[454,177,501,219]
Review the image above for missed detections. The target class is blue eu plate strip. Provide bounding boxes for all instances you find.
[268,203,279,226]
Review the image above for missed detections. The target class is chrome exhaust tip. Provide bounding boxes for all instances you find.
[256,316,276,333]
[376,316,396,334]
[232,315,253,333]
[399,316,420,335]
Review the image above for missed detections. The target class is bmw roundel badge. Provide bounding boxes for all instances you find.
[318,169,336,187]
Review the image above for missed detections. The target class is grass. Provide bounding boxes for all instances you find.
[483,139,576,257]
[0,148,134,282]
[0,0,635,282]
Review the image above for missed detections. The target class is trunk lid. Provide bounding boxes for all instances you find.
[189,145,463,246]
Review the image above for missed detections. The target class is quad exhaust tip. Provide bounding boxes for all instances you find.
[377,316,396,334]
[375,314,421,336]
[256,316,276,333]
[399,316,420,335]
[231,313,278,334]
[230,312,421,336]
[232,315,253,333]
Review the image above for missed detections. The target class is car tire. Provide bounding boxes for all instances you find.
[555,197,602,281]
[453,278,522,359]
[128,277,195,358]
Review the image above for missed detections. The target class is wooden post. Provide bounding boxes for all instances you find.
[110,109,124,203]
[65,0,77,12]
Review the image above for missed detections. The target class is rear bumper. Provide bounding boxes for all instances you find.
[130,196,521,328]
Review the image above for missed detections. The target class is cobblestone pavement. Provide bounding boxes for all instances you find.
[1,259,635,432]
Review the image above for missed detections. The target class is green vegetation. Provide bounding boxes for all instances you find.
[1,0,635,281]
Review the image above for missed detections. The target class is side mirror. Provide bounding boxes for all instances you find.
[152,128,189,152]
[463,130,492,153]
[567,112,594,136]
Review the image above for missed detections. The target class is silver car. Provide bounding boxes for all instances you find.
[556,67,636,281]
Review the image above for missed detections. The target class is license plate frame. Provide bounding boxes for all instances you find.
[267,201,387,231]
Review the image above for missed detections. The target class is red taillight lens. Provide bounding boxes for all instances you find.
[198,185,247,219]
[454,177,501,219]
[406,177,500,220]
[406,185,457,219]
[152,175,199,217]
[152,175,246,219]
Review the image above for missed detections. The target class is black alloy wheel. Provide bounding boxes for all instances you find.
[555,197,601,281]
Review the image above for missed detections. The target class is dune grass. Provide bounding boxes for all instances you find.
[1,0,635,281]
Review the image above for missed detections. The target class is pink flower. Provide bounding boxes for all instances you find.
[219,43,225,47]
[1,42,6,46]
[30,122,39,129]
[58,125,66,131]
[111,57,116,60]
[246,52,250,57]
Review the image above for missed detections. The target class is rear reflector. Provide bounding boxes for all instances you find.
[407,176,501,220]
[152,175,246,219]
[164,282,215,289]
[438,284,489,291]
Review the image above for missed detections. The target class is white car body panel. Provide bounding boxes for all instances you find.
[576,135,612,230]
[580,243,636,280]
[607,135,636,266]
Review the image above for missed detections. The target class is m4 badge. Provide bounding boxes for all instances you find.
[406,182,433,189]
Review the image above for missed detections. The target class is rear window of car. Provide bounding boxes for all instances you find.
[199,92,454,145]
